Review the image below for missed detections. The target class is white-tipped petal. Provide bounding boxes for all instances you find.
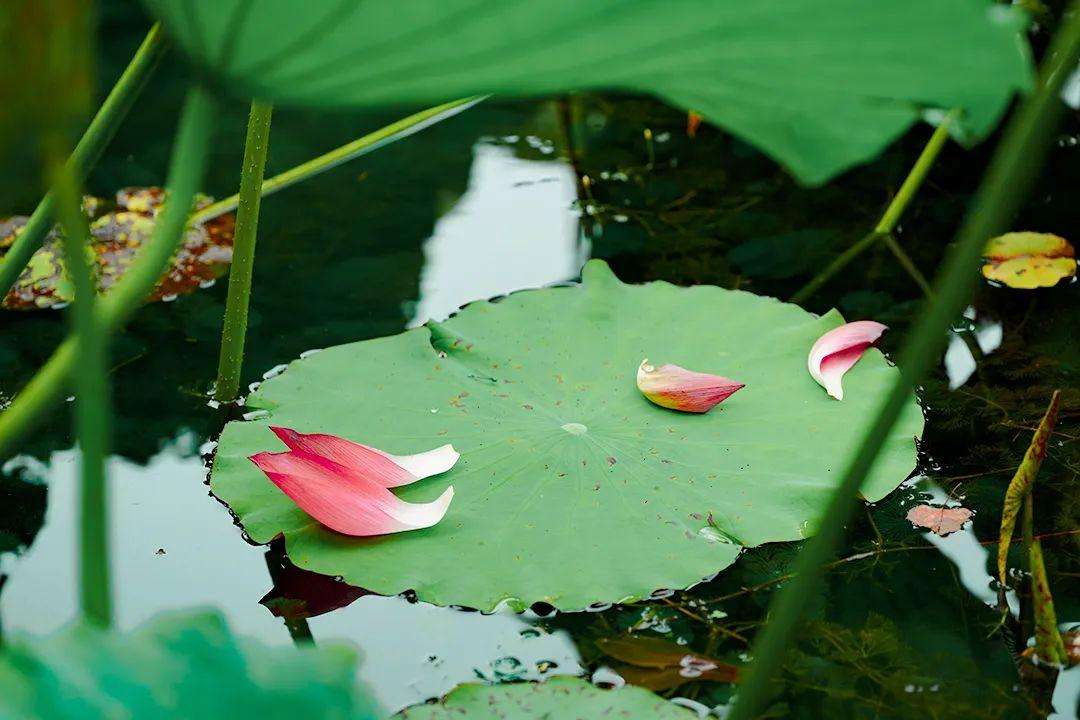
[382,444,460,481]
[807,321,888,400]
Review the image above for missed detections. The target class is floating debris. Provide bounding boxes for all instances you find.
[1,187,235,310]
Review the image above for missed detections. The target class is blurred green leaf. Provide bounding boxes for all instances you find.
[143,0,1032,184]
[0,609,379,719]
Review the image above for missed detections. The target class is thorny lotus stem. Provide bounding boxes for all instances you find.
[0,23,166,298]
[190,96,484,225]
[0,87,216,460]
[791,109,959,304]
[215,100,274,403]
[728,8,1080,719]
[997,390,1060,584]
[49,149,113,628]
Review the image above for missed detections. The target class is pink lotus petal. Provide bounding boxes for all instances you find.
[250,450,453,537]
[807,320,888,400]
[269,425,458,487]
[636,359,745,413]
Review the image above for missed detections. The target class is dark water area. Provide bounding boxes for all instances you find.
[1,4,1078,718]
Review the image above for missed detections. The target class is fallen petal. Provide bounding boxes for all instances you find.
[807,320,888,400]
[270,425,458,487]
[906,504,973,536]
[636,359,744,413]
[250,450,453,536]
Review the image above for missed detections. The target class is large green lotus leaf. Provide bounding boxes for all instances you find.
[142,0,1031,184]
[211,260,923,611]
[395,676,696,718]
[0,609,377,719]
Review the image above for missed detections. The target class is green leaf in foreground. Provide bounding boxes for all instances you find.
[0,609,378,719]
[395,676,696,719]
[143,0,1031,184]
[211,260,923,611]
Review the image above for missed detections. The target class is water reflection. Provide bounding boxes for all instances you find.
[410,142,583,326]
[0,437,581,710]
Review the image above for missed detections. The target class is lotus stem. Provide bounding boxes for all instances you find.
[791,109,959,304]
[0,87,216,460]
[190,96,484,225]
[49,149,113,627]
[728,7,1080,719]
[215,100,274,403]
[0,23,166,298]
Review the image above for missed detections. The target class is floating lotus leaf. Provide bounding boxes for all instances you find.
[981,231,1076,289]
[143,0,1031,184]
[212,261,923,611]
[0,610,377,719]
[395,676,696,719]
[1,187,234,310]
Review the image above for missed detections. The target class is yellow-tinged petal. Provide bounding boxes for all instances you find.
[636,359,744,413]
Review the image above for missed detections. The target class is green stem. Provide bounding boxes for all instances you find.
[728,8,1080,719]
[48,148,112,628]
[0,23,166,298]
[880,233,934,298]
[215,100,274,403]
[791,230,883,304]
[0,87,216,460]
[790,109,958,304]
[190,96,483,225]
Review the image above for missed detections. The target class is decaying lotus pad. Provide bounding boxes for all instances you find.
[1,187,234,310]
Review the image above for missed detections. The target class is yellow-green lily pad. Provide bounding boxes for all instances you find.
[981,232,1076,289]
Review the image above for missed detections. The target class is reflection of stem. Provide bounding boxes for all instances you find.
[190,97,483,224]
[791,109,958,304]
[263,550,315,647]
[556,95,594,248]
[214,100,274,403]
[0,23,167,298]
[49,149,113,628]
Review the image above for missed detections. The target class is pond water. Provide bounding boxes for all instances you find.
[1,7,1078,719]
